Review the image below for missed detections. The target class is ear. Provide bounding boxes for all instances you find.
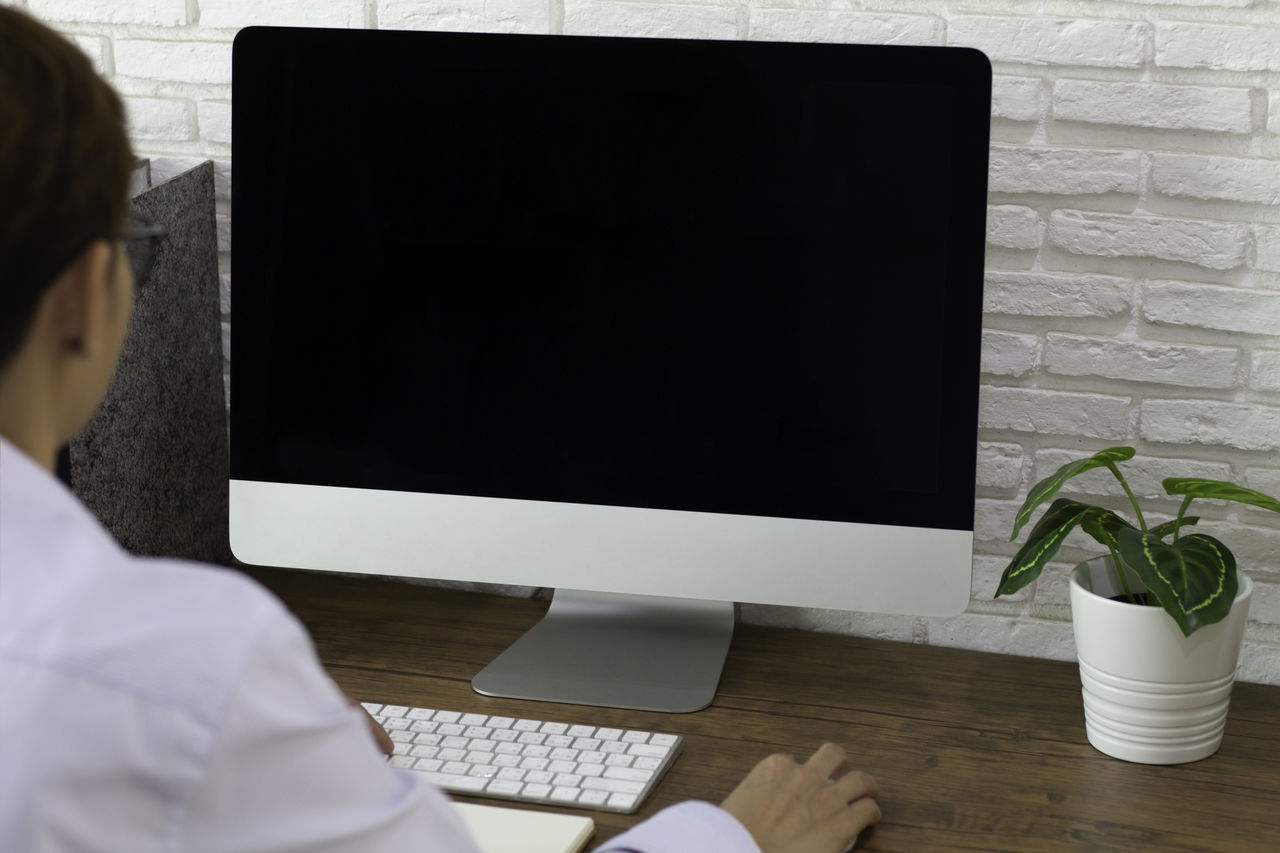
[46,240,117,360]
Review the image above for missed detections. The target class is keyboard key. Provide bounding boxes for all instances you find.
[604,765,652,782]
[487,779,524,796]
[581,776,645,795]
[420,771,488,792]
[609,793,639,811]
[579,790,609,806]
[628,742,672,759]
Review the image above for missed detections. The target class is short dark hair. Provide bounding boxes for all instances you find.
[0,8,135,369]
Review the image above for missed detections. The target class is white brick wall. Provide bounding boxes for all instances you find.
[983,272,1131,319]
[29,0,190,26]
[115,39,233,85]
[1156,23,1280,72]
[1054,79,1254,133]
[1048,210,1250,270]
[19,0,1280,687]
[985,205,1038,250]
[948,16,1148,69]
[1152,154,1280,206]
[1142,282,1280,335]
[1044,334,1239,389]
[980,387,1132,440]
[989,145,1140,196]
[746,11,942,46]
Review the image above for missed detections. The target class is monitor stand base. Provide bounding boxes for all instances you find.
[472,589,735,713]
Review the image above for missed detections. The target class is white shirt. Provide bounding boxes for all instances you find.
[0,438,758,852]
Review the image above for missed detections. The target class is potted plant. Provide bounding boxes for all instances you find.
[996,446,1280,764]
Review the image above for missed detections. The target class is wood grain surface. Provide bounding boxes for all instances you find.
[246,565,1280,852]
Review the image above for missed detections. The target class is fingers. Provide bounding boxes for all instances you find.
[831,767,879,805]
[806,743,880,844]
[805,742,851,782]
[805,743,878,800]
[722,744,881,853]
[825,795,882,853]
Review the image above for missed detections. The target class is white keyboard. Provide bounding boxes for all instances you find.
[364,702,682,814]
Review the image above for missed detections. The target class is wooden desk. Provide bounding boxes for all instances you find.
[247,566,1280,852]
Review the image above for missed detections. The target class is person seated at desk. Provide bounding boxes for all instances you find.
[0,8,880,851]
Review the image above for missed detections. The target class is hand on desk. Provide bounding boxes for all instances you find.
[721,743,880,853]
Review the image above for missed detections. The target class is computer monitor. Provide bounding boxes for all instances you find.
[230,27,991,713]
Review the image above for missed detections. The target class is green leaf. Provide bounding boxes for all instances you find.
[997,499,1130,596]
[1011,447,1135,540]
[1079,507,1136,553]
[1148,516,1199,540]
[1163,478,1280,515]
[1113,527,1239,637]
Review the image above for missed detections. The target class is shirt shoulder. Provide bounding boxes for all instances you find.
[0,439,292,723]
[9,552,292,727]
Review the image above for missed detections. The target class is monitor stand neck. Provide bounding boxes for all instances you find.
[471,589,735,713]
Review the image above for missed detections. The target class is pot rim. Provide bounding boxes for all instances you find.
[1070,555,1253,612]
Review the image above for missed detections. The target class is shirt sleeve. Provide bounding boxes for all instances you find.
[180,609,481,853]
[595,801,761,853]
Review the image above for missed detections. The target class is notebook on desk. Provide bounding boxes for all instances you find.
[453,802,595,853]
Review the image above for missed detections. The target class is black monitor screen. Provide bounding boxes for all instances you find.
[231,29,990,531]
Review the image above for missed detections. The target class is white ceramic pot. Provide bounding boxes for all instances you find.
[1069,555,1252,765]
